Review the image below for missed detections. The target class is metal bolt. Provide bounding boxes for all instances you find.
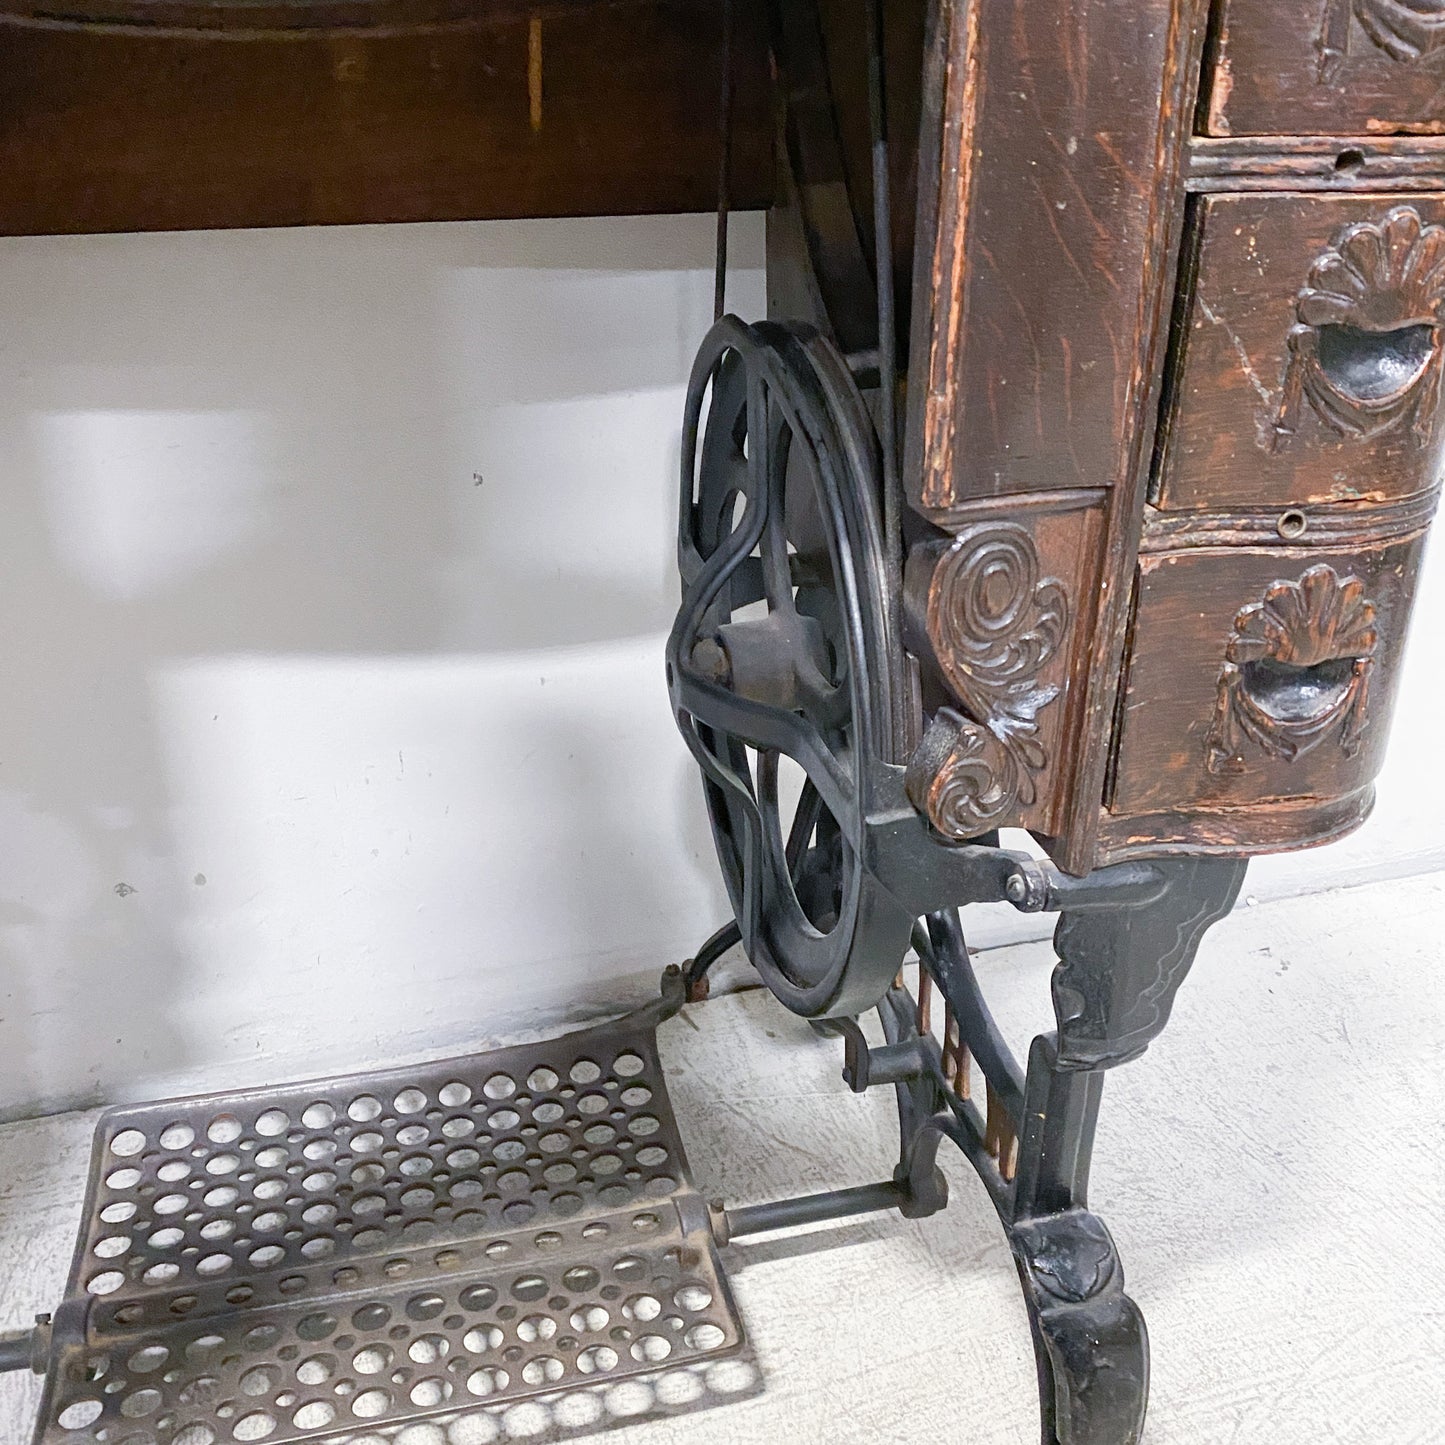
[690,637,732,685]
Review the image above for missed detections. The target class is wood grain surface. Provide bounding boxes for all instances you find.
[0,1,773,235]
[1155,191,1445,513]
[1108,529,1426,822]
[906,0,1192,508]
[1204,0,1445,138]
[903,491,1107,866]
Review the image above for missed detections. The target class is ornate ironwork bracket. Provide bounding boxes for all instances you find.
[784,852,1247,1445]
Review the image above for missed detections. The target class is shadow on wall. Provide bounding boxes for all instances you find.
[0,214,765,1120]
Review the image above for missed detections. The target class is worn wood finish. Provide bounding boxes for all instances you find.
[905,0,1193,508]
[1093,789,1377,862]
[1204,0,1445,138]
[1139,485,1440,549]
[0,0,773,236]
[901,492,1107,867]
[0,0,522,34]
[1189,134,1445,191]
[1155,192,1445,513]
[813,0,929,346]
[901,0,1209,872]
[1107,529,1427,828]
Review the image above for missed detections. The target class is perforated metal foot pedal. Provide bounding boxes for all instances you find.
[36,1006,753,1444]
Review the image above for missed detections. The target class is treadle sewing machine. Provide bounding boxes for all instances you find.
[1,1,1440,1441]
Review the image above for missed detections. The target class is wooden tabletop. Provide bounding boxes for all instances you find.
[0,0,774,236]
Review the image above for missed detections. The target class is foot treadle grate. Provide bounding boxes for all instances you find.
[38,1016,752,1444]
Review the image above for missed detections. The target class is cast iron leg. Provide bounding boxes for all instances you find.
[685,852,1245,1442]
[1008,856,1247,1445]
[882,856,1244,1444]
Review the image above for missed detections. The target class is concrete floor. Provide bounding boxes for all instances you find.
[3,873,1442,1444]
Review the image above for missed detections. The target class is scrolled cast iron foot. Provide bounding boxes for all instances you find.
[1009,1210,1147,1445]
[875,855,1246,1445]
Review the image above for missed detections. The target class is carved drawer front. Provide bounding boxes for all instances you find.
[1156,193,1445,513]
[1204,0,1445,135]
[1107,526,1427,840]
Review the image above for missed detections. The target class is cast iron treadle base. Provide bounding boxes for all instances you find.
[36,1012,751,1445]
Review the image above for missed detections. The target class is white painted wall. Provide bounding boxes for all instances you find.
[2,215,1441,1120]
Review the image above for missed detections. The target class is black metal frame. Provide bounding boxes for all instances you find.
[684,854,1246,1445]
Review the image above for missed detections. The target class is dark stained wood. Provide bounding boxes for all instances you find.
[3,0,1441,882]
[1139,486,1440,550]
[0,0,526,35]
[1204,0,1445,138]
[816,0,929,348]
[901,490,1106,872]
[904,0,1197,507]
[1094,788,1376,864]
[900,0,1210,874]
[764,0,928,360]
[767,0,879,354]
[1106,528,1428,824]
[1154,192,1445,513]
[0,1,773,236]
[1190,134,1445,191]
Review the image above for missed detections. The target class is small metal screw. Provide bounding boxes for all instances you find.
[1005,873,1029,905]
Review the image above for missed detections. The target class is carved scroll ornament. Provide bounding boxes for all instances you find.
[1206,564,1378,775]
[906,522,1069,837]
[1321,0,1445,78]
[1274,206,1445,448]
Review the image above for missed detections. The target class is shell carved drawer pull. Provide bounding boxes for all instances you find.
[1273,206,1445,449]
[1206,565,1378,775]
[1319,0,1445,80]
[904,522,1069,836]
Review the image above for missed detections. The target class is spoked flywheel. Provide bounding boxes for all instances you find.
[667,316,913,1019]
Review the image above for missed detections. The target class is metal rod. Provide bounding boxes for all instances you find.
[725,1179,907,1238]
[683,917,742,998]
[0,1329,34,1374]
[864,0,910,767]
[864,0,900,564]
[713,0,735,322]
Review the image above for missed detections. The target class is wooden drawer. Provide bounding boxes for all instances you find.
[1156,192,1445,512]
[1204,0,1445,136]
[1107,525,1427,834]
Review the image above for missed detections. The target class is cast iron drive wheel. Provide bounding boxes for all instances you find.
[667,314,913,1018]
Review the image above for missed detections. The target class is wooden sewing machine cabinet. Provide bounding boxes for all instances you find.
[0,2,1438,1442]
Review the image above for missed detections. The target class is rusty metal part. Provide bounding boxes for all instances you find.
[34,1011,749,1444]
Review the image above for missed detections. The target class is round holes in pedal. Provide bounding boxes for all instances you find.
[109,1129,146,1158]
[54,1033,736,1442]
[520,1356,564,1386]
[466,1367,510,1397]
[686,1322,727,1351]
[630,1335,672,1364]
[57,1399,103,1431]
[576,1344,619,1375]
